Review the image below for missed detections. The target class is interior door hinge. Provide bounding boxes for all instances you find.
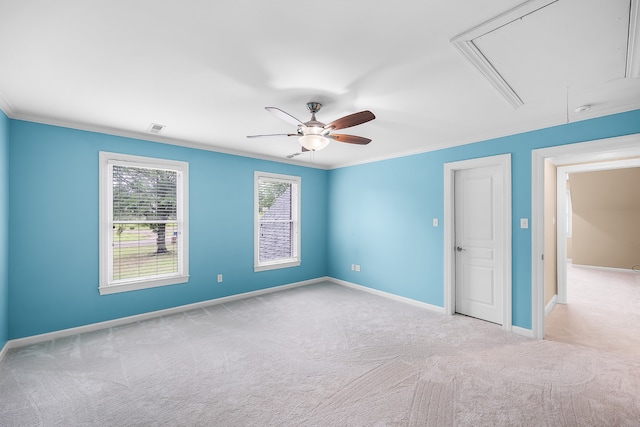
[541,254,544,261]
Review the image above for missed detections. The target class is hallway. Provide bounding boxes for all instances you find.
[545,263,640,357]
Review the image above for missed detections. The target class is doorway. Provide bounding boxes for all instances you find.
[531,133,640,339]
[444,154,512,330]
[555,158,640,304]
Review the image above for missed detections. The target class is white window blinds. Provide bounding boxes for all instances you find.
[99,152,189,295]
[111,165,179,281]
[255,172,300,271]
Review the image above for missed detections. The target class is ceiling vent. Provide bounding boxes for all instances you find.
[147,123,165,134]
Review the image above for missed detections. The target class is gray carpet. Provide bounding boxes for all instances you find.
[1,282,639,426]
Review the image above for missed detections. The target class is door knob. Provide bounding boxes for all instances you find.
[456,246,465,252]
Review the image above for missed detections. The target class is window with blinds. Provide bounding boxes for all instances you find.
[254,172,301,272]
[99,152,189,295]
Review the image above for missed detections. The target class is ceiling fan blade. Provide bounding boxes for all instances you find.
[265,107,304,126]
[327,134,371,145]
[286,146,310,158]
[246,133,298,138]
[325,110,375,130]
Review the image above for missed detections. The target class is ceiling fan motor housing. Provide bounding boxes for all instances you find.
[306,102,322,114]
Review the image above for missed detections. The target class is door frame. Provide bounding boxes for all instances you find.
[555,157,640,305]
[531,133,640,339]
[444,153,512,331]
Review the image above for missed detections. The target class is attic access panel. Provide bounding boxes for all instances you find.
[452,0,633,107]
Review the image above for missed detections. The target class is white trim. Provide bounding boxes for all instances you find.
[8,109,330,170]
[531,133,640,340]
[99,152,189,295]
[329,103,640,169]
[556,170,569,304]
[6,277,328,350]
[4,98,640,172]
[329,278,445,314]
[98,275,190,295]
[531,150,546,339]
[0,90,15,117]
[254,171,301,272]
[571,263,640,274]
[545,294,558,317]
[0,341,9,363]
[444,154,512,331]
[626,0,640,79]
[450,0,557,108]
[512,326,534,338]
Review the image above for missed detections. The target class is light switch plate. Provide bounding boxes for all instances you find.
[520,218,529,229]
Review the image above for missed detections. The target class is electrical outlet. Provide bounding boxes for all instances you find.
[217,274,223,283]
[355,265,361,272]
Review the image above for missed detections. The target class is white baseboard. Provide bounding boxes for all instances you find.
[512,326,533,338]
[6,277,329,350]
[571,263,636,274]
[0,341,8,363]
[5,275,531,352]
[328,277,445,314]
[545,294,558,317]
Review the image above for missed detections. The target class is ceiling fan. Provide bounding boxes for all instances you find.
[247,102,375,153]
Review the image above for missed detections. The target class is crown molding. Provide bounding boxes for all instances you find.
[0,90,15,117]
[8,111,330,170]
[4,97,640,172]
[330,102,640,170]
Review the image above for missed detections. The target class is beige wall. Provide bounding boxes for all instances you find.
[543,159,557,306]
[570,167,640,269]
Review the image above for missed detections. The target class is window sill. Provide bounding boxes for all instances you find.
[99,275,190,295]
[254,259,300,272]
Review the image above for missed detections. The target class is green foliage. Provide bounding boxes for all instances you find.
[259,180,290,215]
[112,166,177,254]
[113,166,177,221]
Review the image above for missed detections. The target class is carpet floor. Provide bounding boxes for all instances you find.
[1,281,639,426]
[546,263,640,358]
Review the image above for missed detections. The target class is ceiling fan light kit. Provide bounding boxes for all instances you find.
[299,134,330,151]
[248,102,375,155]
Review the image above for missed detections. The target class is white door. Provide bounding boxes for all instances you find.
[454,165,504,324]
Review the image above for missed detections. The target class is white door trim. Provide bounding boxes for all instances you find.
[444,153,512,331]
[531,133,640,339]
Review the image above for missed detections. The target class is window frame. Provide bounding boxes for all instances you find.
[254,171,301,272]
[99,152,189,295]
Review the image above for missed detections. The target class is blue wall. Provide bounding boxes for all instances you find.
[4,109,640,340]
[0,111,8,348]
[328,109,640,329]
[8,120,328,339]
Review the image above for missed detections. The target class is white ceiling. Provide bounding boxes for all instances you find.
[0,0,639,169]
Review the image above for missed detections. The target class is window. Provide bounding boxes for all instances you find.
[99,152,189,295]
[255,171,301,272]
